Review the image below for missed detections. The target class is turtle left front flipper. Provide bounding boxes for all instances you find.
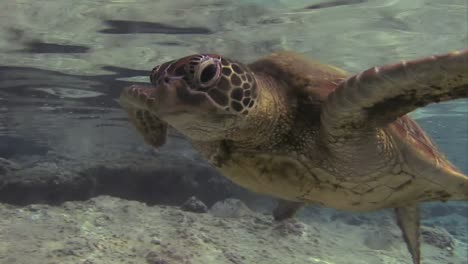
[320,49,468,264]
[321,49,468,133]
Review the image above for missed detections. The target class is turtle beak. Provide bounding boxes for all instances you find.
[119,80,218,118]
[120,85,157,112]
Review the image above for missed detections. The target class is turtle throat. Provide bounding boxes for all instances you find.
[226,75,292,149]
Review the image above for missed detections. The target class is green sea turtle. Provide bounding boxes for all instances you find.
[120,49,468,264]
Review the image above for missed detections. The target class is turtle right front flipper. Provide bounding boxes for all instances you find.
[120,85,169,148]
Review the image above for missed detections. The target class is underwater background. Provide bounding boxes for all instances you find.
[0,0,467,263]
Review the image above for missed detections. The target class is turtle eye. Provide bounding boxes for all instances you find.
[196,59,221,88]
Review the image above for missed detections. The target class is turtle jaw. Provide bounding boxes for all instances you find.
[120,81,218,116]
[120,83,238,141]
[120,85,157,113]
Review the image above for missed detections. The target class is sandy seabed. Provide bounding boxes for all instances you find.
[0,195,467,264]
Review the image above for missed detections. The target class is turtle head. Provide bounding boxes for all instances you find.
[120,54,259,141]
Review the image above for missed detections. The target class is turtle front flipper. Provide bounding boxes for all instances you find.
[321,49,468,136]
[124,108,168,148]
[318,50,467,264]
[120,85,169,148]
[395,205,420,264]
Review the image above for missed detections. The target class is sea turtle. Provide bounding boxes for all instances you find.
[120,49,468,264]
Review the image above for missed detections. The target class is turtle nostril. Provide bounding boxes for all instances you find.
[200,64,218,84]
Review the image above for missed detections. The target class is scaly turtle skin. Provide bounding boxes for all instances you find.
[120,49,468,264]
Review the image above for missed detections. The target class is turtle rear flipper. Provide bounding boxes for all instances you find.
[395,205,420,264]
[321,49,468,136]
[272,199,304,221]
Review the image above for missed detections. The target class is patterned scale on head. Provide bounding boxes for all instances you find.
[150,54,258,115]
[119,53,273,144]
